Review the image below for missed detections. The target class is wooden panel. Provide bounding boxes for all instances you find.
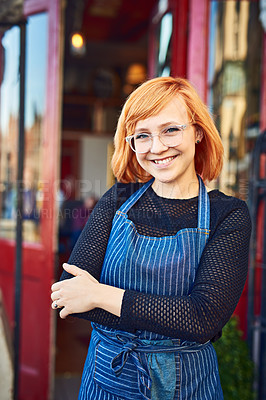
[23,0,48,14]
[261,34,266,132]
[171,0,189,78]
[0,290,13,400]
[187,0,209,102]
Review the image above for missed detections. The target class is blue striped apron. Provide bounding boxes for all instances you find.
[79,176,223,400]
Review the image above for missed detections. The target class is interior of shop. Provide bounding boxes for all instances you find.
[54,0,157,396]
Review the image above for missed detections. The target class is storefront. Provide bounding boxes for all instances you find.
[0,0,62,399]
[0,0,265,398]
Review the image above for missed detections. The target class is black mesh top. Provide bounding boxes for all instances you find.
[61,182,251,344]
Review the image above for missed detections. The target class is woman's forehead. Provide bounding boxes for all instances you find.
[134,97,189,127]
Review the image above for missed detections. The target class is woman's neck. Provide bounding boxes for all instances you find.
[151,177,200,199]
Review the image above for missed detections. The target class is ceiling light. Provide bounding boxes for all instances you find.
[70,32,86,55]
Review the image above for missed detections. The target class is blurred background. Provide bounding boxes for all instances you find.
[0,0,265,399]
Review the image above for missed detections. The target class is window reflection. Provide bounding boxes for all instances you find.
[0,13,48,242]
[208,1,262,199]
[155,12,173,77]
[0,27,20,239]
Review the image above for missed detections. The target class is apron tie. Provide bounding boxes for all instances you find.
[94,325,210,400]
[95,327,152,398]
[112,343,152,398]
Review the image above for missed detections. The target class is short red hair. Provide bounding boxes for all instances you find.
[112,77,224,183]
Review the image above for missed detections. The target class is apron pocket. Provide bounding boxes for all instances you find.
[93,339,147,400]
[146,352,177,400]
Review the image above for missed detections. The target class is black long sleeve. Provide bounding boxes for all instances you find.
[60,182,251,342]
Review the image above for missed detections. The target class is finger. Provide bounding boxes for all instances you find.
[63,263,84,276]
[52,300,62,310]
[51,282,62,292]
[63,264,98,284]
[51,291,60,301]
[88,274,99,284]
[59,307,69,319]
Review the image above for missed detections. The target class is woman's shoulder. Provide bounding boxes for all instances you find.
[209,189,249,209]
[208,190,251,230]
[99,181,145,209]
[116,181,145,197]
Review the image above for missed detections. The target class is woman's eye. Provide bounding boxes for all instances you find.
[164,126,181,134]
[135,133,150,140]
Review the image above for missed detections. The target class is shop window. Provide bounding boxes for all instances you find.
[153,11,173,77]
[208,0,263,199]
[0,13,48,242]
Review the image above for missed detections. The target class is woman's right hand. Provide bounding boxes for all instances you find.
[51,263,125,319]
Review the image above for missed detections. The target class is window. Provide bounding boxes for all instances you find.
[155,12,173,77]
[208,1,263,199]
[0,13,48,242]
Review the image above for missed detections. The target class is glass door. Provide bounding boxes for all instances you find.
[0,1,63,398]
[0,14,47,243]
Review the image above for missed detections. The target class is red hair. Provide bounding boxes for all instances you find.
[112,77,224,183]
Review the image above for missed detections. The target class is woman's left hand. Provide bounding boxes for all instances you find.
[51,263,99,319]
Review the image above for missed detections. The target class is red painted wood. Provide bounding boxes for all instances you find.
[260,34,266,132]
[0,0,62,398]
[171,0,189,78]
[187,0,209,102]
[23,0,48,15]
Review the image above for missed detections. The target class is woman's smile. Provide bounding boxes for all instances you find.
[151,154,179,166]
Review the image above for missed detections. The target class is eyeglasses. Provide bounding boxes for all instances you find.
[125,123,193,154]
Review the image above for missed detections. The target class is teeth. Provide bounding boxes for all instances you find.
[154,156,175,164]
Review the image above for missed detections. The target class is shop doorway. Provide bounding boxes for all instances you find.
[54,0,157,396]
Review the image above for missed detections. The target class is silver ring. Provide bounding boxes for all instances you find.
[54,302,58,309]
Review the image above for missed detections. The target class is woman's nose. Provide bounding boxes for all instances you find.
[149,135,168,153]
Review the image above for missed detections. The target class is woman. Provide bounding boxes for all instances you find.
[51,77,251,399]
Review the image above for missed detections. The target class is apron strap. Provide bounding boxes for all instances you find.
[197,175,210,231]
[119,178,154,214]
[118,175,210,231]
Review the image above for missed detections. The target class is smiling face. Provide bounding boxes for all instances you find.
[135,97,202,198]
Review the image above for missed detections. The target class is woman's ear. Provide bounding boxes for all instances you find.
[195,129,203,144]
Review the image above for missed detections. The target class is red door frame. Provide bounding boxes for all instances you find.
[171,0,189,78]
[261,34,266,132]
[187,0,209,102]
[0,0,62,398]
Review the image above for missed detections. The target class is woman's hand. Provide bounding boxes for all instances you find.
[51,263,99,318]
[51,263,125,319]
